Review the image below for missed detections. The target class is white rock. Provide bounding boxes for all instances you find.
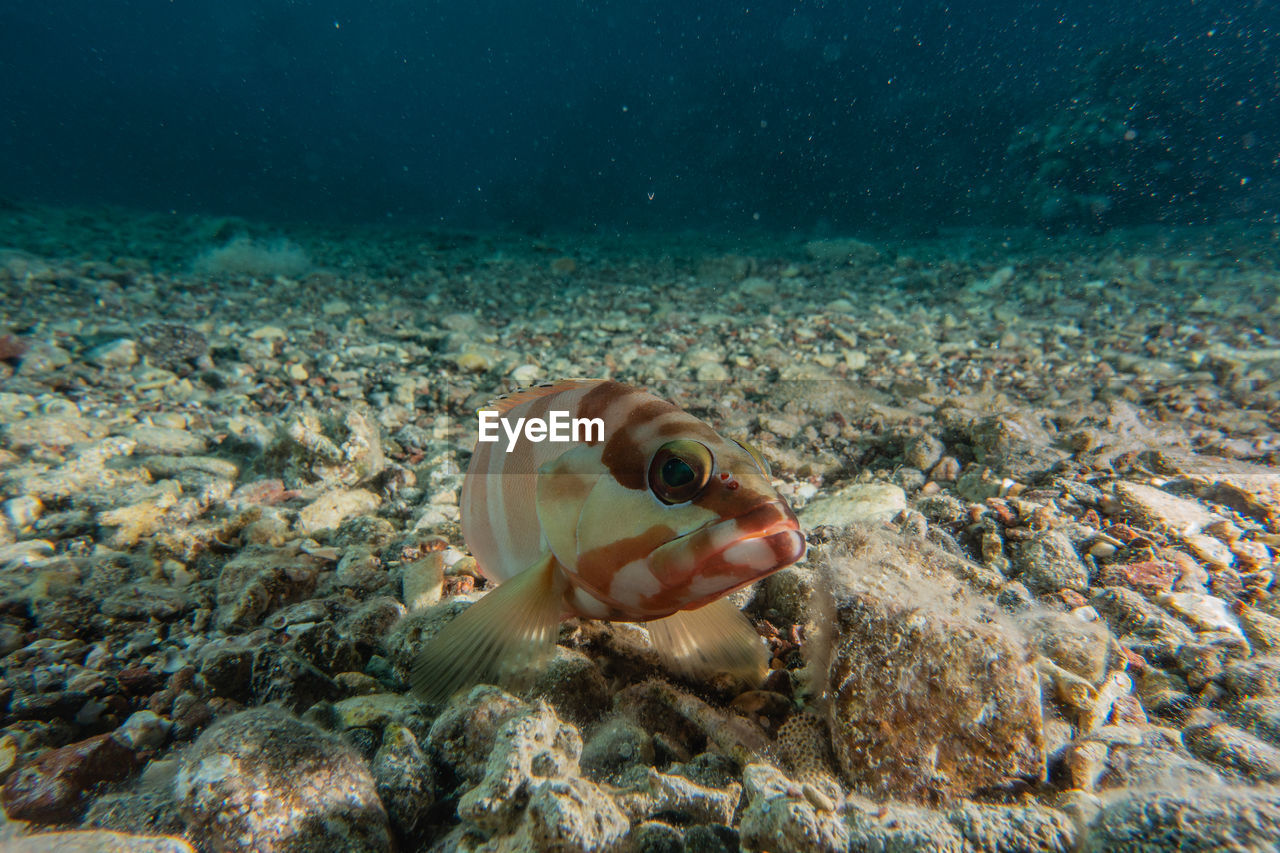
[1116,482,1221,534]
[1184,533,1235,570]
[798,483,907,528]
[969,265,1015,293]
[248,325,288,340]
[1157,592,1246,641]
[510,363,541,384]
[3,495,42,530]
[695,362,730,381]
[87,338,138,368]
[296,488,381,535]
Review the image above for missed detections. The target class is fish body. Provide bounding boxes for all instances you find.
[411,379,805,701]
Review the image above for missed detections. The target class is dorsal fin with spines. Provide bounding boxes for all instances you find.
[481,378,604,415]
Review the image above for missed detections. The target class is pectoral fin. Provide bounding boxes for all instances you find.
[646,597,769,685]
[409,551,565,704]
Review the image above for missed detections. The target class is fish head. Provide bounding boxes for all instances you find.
[542,425,805,619]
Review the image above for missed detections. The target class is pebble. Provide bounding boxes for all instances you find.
[296,487,381,535]
[175,708,390,852]
[1184,532,1235,570]
[510,363,540,384]
[1115,481,1221,534]
[798,483,907,528]
[1156,591,1246,642]
[0,732,139,823]
[1009,529,1091,594]
[86,338,139,368]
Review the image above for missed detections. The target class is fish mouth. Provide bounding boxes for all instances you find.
[640,500,806,614]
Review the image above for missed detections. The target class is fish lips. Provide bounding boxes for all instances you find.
[643,500,806,612]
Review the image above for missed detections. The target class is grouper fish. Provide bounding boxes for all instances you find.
[410,379,806,702]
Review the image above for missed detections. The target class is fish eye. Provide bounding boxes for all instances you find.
[648,440,712,505]
[733,438,771,477]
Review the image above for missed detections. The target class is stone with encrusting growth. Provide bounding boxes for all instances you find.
[372,724,435,837]
[436,690,629,852]
[739,763,848,853]
[1083,787,1280,852]
[843,797,1078,852]
[1009,529,1090,594]
[174,707,390,852]
[810,528,1045,802]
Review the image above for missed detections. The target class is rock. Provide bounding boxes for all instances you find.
[803,238,882,264]
[1089,587,1194,654]
[810,530,1045,802]
[756,565,817,624]
[580,717,655,781]
[426,686,530,785]
[100,580,192,621]
[174,707,390,852]
[6,435,136,501]
[123,425,207,456]
[1114,482,1221,534]
[739,763,847,853]
[331,692,423,732]
[341,595,407,652]
[15,340,72,374]
[382,597,476,688]
[289,620,362,674]
[400,552,444,611]
[116,710,173,751]
[80,786,187,838]
[904,433,944,471]
[0,828,194,853]
[1155,591,1246,642]
[1086,724,1222,790]
[843,799,1077,852]
[1183,533,1235,570]
[372,724,434,837]
[268,408,386,489]
[525,647,610,727]
[1182,719,1280,782]
[251,646,339,712]
[0,732,138,822]
[1009,530,1090,594]
[969,264,1015,293]
[215,545,324,631]
[1029,612,1115,684]
[1217,657,1280,698]
[86,338,140,369]
[1095,560,1178,596]
[441,693,630,852]
[4,414,102,451]
[137,323,210,373]
[199,642,255,701]
[1229,697,1280,746]
[1084,788,1280,851]
[953,465,1004,502]
[296,488,381,536]
[965,409,1068,479]
[612,766,740,827]
[798,483,906,528]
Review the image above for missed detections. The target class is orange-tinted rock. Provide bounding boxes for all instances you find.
[0,733,138,822]
[812,530,1045,804]
[1096,560,1179,595]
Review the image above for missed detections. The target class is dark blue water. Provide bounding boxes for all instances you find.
[1,1,1275,231]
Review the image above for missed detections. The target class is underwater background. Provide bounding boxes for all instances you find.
[1,0,1277,231]
[1,2,1280,853]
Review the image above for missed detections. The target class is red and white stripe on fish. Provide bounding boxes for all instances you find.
[411,379,806,702]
